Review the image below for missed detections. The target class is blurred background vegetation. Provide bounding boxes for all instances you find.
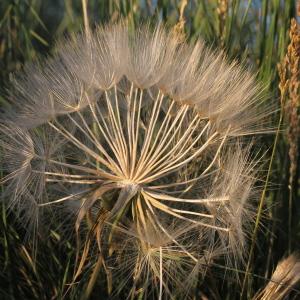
[0,0,299,299]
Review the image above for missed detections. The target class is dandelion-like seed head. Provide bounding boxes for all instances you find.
[1,21,271,297]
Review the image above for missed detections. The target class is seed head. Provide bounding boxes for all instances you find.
[1,22,271,297]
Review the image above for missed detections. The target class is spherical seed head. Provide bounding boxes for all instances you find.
[1,21,272,297]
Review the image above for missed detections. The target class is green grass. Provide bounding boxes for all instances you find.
[0,0,299,299]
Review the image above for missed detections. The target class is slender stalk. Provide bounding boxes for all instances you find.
[288,185,292,254]
[81,0,90,37]
[81,256,103,300]
[240,0,253,29]
[241,101,283,298]
[159,246,163,300]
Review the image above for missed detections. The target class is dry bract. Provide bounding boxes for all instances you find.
[254,254,300,300]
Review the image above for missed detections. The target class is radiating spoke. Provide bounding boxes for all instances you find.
[143,192,229,232]
[37,188,93,207]
[144,190,229,204]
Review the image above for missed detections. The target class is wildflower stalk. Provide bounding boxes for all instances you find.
[241,51,288,300]
[241,0,253,29]
[217,0,228,45]
[81,0,90,37]
[81,255,103,300]
[159,246,163,300]
[284,18,300,254]
[173,0,188,41]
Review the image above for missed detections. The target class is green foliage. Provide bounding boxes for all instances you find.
[0,0,298,299]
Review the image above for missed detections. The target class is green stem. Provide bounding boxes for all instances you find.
[241,102,283,298]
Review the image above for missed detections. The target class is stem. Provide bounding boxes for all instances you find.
[81,0,90,37]
[288,183,292,253]
[81,256,102,300]
[159,246,163,300]
[241,102,283,298]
